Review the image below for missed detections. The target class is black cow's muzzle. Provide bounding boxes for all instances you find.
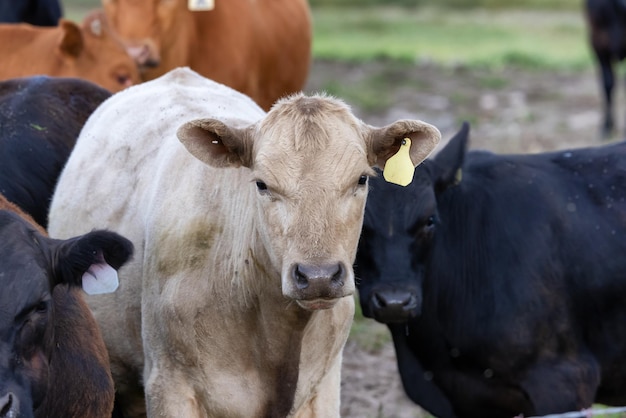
[368,288,421,324]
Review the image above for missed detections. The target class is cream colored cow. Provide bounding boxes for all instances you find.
[48,67,440,418]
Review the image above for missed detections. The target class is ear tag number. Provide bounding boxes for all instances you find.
[188,0,215,11]
[383,138,415,186]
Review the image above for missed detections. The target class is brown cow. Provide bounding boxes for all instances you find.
[48,67,440,417]
[0,194,134,418]
[0,11,140,93]
[101,0,311,109]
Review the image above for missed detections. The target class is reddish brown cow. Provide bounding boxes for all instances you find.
[101,0,311,109]
[0,11,140,93]
[0,194,134,418]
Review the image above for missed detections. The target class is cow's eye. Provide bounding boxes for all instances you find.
[35,301,48,313]
[117,75,129,85]
[426,215,436,227]
[358,175,368,186]
[256,181,268,192]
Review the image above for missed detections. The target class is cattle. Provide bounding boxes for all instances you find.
[0,0,62,26]
[585,0,626,138]
[0,193,134,418]
[47,67,440,417]
[355,122,626,418]
[0,76,111,228]
[101,0,311,110]
[0,11,140,93]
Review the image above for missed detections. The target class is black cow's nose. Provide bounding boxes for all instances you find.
[293,262,345,290]
[371,289,420,323]
[0,392,19,417]
[374,290,413,308]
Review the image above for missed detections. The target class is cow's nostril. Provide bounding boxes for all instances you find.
[294,265,309,289]
[0,392,17,417]
[330,263,344,286]
[373,292,387,308]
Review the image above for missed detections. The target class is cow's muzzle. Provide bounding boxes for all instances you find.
[287,262,352,310]
[369,289,421,323]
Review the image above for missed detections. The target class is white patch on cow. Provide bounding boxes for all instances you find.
[82,263,119,295]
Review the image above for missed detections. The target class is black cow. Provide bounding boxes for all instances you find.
[355,122,626,418]
[0,194,134,418]
[0,0,62,26]
[0,76,111,227]
[585,0,626,137]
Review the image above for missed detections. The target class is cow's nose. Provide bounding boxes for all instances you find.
[293,262,345,291]
[0,392,19,417]
[371,289,420,323]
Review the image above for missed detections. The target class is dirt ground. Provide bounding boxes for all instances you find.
[303,59,624,418]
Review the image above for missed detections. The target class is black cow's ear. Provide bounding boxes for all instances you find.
[433,121,469,192]
[51,231,134,292]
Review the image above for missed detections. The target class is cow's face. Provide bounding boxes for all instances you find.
[0,210,133,417]
[177,93,440,311]
[102,0,173,68]
[355,123,470,323]
[55,14,141,93]
[355,167,437,323]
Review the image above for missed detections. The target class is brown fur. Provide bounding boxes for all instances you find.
[0,195,45,234]
[0,194,115,418]
[101,0,311,109]
[0,11,140,93]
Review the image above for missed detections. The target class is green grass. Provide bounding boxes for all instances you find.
[349,295,392,352]
[62,0,99,21]
[312,6,593,70]
[310,0,581,9]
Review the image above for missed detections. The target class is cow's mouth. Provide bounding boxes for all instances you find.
[296,298,340,310]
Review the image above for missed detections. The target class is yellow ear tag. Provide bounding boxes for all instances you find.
[383,138,415,186]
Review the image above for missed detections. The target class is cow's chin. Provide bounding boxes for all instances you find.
[296,298,340,311]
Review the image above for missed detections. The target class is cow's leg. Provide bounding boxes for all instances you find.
[520,353,600,414]
[389,325,458,418]
[597,53,616,138]
[293,354,342,418]
[144,363,202,418]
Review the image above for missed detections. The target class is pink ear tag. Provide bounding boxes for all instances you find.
[82,263,119,295]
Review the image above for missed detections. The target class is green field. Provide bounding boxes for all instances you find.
[64,0,593,71]
[311,6,592,70]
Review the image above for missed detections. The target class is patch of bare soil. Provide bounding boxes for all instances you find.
[304,59,622,418]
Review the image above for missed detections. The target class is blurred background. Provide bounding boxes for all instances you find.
[61,0,622,416]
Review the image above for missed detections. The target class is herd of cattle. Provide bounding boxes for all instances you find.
[1,0,626,418]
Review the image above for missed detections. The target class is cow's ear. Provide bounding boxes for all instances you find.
[177,118,255,168]
[58,19,84,57]
[432,121,470,191]
[366,119,441,169]
[51,231,134,294]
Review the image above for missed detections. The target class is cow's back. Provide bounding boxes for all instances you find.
[0,76,110,227]
[0,0,62,26]
[48,67,265,400]
[134,0,311,110]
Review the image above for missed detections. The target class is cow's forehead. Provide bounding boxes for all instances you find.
[253,94,371,190]
[0,220,50,318]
